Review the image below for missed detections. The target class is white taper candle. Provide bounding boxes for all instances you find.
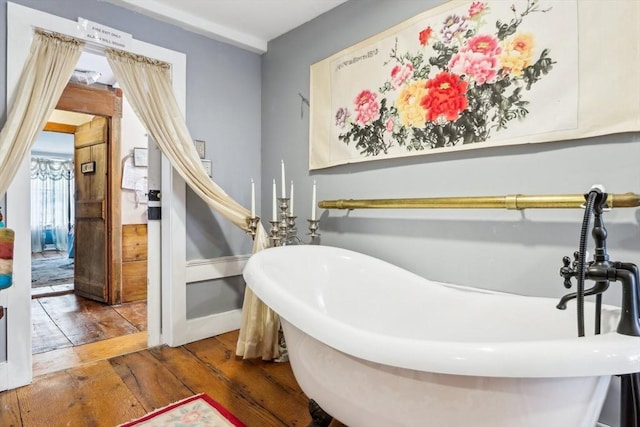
[281,160,286,198]
[251,178,255,218]
[290,180,294,215]
[311,180,317,220]
[272,179,277,221]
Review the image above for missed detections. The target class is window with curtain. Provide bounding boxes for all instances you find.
[30,157,74,253]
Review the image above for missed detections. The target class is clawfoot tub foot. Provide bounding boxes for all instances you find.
[308,399,333,427]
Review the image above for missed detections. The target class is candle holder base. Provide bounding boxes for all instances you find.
[246,216,260,240]
[269,219,282,246]
[307,219,320,241]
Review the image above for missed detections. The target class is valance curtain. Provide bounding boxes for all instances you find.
[31,157,74,181]
[0,30,84,198]
[30,158,74,253]
[105,49,280,360]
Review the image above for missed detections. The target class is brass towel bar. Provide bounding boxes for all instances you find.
[318,192,640,210]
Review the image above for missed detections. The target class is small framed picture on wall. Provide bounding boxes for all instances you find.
[133,147,148,167]
[81,161,96,174]
[201,159,212,177]
[194,140,206,159]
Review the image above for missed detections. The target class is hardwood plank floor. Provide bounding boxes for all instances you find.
[31,292,149,377]
[1,330,344,427]
[20,291,350,426]
[32,332,148,377]
[32,294,146,355]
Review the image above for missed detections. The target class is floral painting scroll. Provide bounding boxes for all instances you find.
[309,0,640,169]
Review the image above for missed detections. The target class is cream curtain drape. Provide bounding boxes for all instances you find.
[105,49,280,360]
[0,30,84,197]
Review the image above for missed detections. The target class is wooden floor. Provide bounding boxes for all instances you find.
[32,293,147,355]
[0,330,331,427]
[30,253,147,364]
[14,267,347,426]
[31,293,148,377]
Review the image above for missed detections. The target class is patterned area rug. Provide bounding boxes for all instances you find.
[119,394,245,427]
[31,255,74,288]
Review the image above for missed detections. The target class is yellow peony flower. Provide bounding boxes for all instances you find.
[396,80,430,128]
[500,33,535,77]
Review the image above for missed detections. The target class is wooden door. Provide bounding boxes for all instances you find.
[56,82,123,305]
[74,117,109,302]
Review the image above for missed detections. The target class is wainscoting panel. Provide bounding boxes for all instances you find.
[184,255,250,342]
[185,255,250,283]
[122,224,147,303]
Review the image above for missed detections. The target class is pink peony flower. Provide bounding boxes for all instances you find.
[390,62,414,89]
[468,2,488,18]
[466,34,502,56]
[353,90,380,125]
[448,50,499,85]
[385,118,395,133]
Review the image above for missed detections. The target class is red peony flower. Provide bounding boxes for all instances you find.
[420,72,469,122]
[419,27,433,46]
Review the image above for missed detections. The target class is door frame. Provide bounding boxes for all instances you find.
[4,2,187,390]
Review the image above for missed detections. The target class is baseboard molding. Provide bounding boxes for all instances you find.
[184,309,242,344]
[0,361,7,392]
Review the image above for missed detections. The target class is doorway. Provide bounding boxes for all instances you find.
[29,81,149,367]
[6,2,187,390]
[33,82,126,303]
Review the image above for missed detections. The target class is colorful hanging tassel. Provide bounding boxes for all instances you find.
[0,229,15,289]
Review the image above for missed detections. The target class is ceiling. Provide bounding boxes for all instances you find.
[74,1,349,88]
[102,0,349,53]
[78,0,347,85]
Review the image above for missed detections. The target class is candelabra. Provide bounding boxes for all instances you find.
[246,199,320,246]
[245,175,320,364]
[268,197,319,246]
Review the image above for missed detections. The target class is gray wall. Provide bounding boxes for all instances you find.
[1,0,260,316]
[263,2,638,425]
[263,0,640,303]
[186,276,245,319]
[0,0,261,260]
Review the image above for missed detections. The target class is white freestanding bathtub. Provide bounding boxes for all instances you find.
[243,245,640,427]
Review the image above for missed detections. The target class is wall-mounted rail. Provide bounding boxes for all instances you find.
[318,192,640,210]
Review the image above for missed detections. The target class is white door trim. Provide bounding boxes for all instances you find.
[4,2,187,389]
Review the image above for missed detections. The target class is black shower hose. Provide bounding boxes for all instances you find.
[576,190,598,337]
[577,191,640,426]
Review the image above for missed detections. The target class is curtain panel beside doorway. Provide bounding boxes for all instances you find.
[0,28,279,360]
[0,30,83,199]
[105,49,280,361]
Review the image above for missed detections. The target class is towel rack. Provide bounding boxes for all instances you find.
[318,192,640,210]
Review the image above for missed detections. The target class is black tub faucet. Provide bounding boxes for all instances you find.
[558,187,640,337]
